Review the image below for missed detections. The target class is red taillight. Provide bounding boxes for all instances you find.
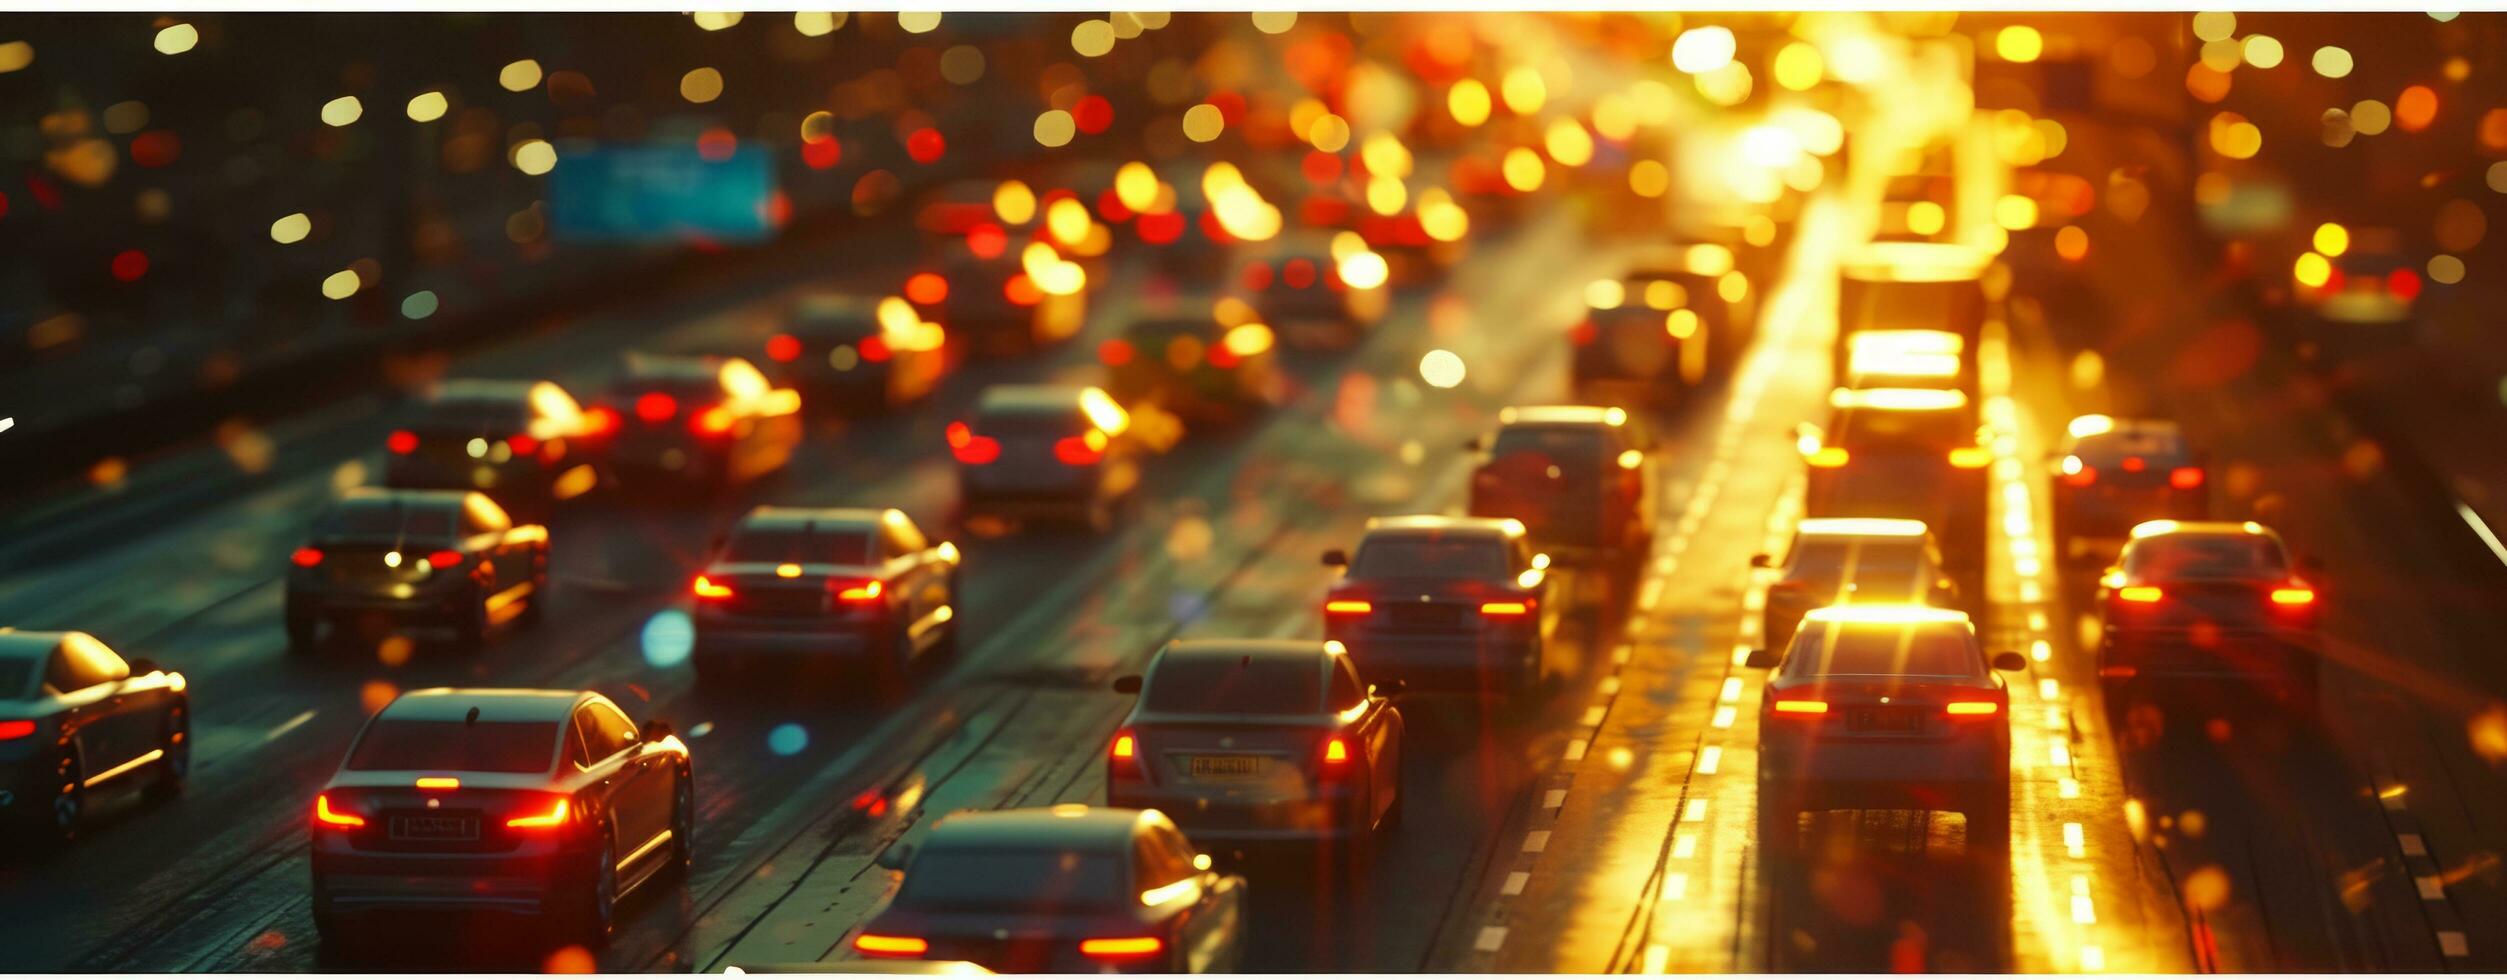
[946,421,1000,464]
[691,405,736,437]
[860,335,893,363]
[314,793,366,830]
[1099,338,1135,366]
[832,579,884,602]
[2270,586,2316,606]
[1054,435,1105,466]
[1571,320,1598,345]
[425,549,465,570]
[905,271,949,305]
[2388,267,2422,302]
[854,934,930,958]
[2120,455,2146,473]
[1772,700,1830,715]
[1322,736,1351,766]
[2169,466,2204,490]
[507,434,539,456]
[583,406,620,436]
[1004,274,1044,306]
[2117,585,2164,603]
[1944,701,2001,717]
[505,797,570,829]
[635,391,679,424]
[1479,600,1532,617]
[766,333,803,363]
[693,574,734,600]
[1242,262,1275,291]
[291,546,325,568]
[0,719,35,740]
[1110,728,1140,777]
[1325,599,1372,616]
[2061,466,2097,487]
[1283,258,1317,289]
[1080,937,1165,960]
[386,429,418,455]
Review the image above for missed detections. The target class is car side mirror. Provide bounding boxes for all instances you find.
[1748,553,1772,569]
[126,658,163,676]
[875,842,914,871]
[1745,648,1778,670]
[1112,675,1143,695]
[640,719,676,742]
[1321,548,1348,567]
[1992,651,2028,672]
[1373,679,1406,698]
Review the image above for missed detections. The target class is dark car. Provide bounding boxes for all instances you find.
[2051,414,2208,562]
[953,385,1139,532]
[2096,520,2320,721]
[285,488,548,653]
[1754,517,1961,656]
[1321,516,1555,699]
[852,806,1247,973]
[383,379,605,518]
[1569,248,1740,408]
[913,254,1085,359]
[1107,640,1404,863]
[1467,406,1656,565]
[1799,387,1992,572]
[589,353,803,491]
[0,631,188,843]
[1747,607,2025,857]
[690,507,961,695]
[310,688,692,949]
[763,294,947,414]
[1102,311,1282,428]
[1231,233,1388,350]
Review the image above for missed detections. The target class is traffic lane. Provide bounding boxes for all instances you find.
[2003,258,2463,970]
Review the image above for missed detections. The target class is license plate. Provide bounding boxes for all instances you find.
[1391,604,1461,627]
[390,814,481,841]
[1187,755,1269,779]
[1847,707,1922,734]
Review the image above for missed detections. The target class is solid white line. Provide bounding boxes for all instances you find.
[2457,501,2507,567]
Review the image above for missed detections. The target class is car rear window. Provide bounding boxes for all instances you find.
[1830,407,1969,453]
[723,527,874,566]
[1491,427,1607,471]
[899,848,1125,912]
[1352,536,1507,579]
[2073,429,2186,464]
[1145,656,1321,715]
[978,410,1086,437]
[1784,626,1979,678]
[345,719,563,773]
[318,502,459,540]
[2125,535,2286,580]
[1789,539,1926,578]
[413,399,529,433]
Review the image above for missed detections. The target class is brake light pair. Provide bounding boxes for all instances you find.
[946,421,1000,465]
[2115,584,2312,605]
[2060,463,2202,489]
[1771,700,1998,716]
[315,793,566,830]
[850,934,1161,962]
[1322,599,1529,617]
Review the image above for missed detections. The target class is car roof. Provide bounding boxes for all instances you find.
[2129,519,2279,542]
[377,688,587,723]
[793,294,881,320]
[334,486,471,510]
[620,352,726,382]
[426,379,541,405]
[0,630,77,663]
[923,805,1148,853]
[1497,405,1628,428]
[1362,515,1521,540]
[976,384,1088,415]
[1159,638,1336,670]
[1802,606,1973,628]
[733,505,892,534]
[1795,517,1930,540]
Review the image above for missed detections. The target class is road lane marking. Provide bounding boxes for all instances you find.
[1717,677,1742,703]
[2417,876,2446,900]
[1543,789,1566,809]
[1502,871,1529,896]
[2439,931,2469,958]
[2400,833,2427,856]
[1696,746,1721,775]
[1564,739,1588,762]
[1475,926,1507,952]
[1599,676,1621,696]
[1523,830,1550,852]
[1672,832,1697,859]
[2454,501,2507,567]
[1680,799,1707,822]
[2063,822,2086,858]
[1582,705,1607,727]
[262,709,316,744]
[1710,706,1735,728]
[1659,872,1688,901]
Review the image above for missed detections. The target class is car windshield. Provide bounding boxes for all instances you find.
[1829,407,1970,453]
[413,399,529,433]
[1491,427,1605,471]
[1784,626,1979,678]
[344,719,563,773]
[1145,656,1321,715]
[898,848,1125,912]
[318,502,458,540]
[723,527,874,566]
[2126,535,2287,580]
[2073,429,2186,465]
[0,656,39,700]
[1789,539,1926,579]
[978,410,1086,438]
[1351,536,1507,579]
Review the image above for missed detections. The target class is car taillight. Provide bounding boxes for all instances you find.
[2170,466,2205,490]
[583,406,620,436]
[766,333,803,363]
[2269,586,2316,606]
[2117,585,2164,603]
[1283,258,1317,289]
[1242,262,1275,291]
[691,405,736,437]
[1320,735,1351,771]
[1325,599,1372,616]
[635,391,679,424]
[507,433,540,456]
[1806,447,1849,468]
[505,797,570,829]
[1772,700,1829,715]
[425,549,465,570]
[291,547,325,568]
[693,575,734,600]
[1948,447,1993,468]
[1570,320,1598,345]
[2120,456,2147,473]
[314,793,366,830]
[832,579,884,602]
[386,430,418,455]
[854,934,930,958]
[1054,434,1105,465]
[1109,728,1139,776]
[946,421,1000,464]
[1944,700,2001,717]
[0,720,35,740]
[2062,466,2097,487]
[1080,937,1165,960]
[1479,600,1532,617]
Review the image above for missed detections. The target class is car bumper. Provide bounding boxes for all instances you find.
[1758,737,2007,810]
[312,852,581,917]
[1107,790,1360,844]
[1329,633,1537,693]
[289,587,469,620]
[692,622,875,660]
[2101,630,2315,686]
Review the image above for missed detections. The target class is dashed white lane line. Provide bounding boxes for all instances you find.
[1475,926,1508,952]
[1502,871,1530,896]
[2439,931,2470,958]
[2400,833,2427,857]
[1543,789,1567,809]
[1581,705,1608,727]
[1599,676,1621,696]
[1523,830,1551,853]
[262,709,316,744]
[1695,745,1721,775]
[1680,799,1708,822]
[1564,739,1589,762]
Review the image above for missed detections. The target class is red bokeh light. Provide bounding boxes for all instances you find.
[906,128,945,164]
[801,136,842,170]
[1073,95,1113,135]
[109,249,148,282]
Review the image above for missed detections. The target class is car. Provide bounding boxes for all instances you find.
[310,688,692,949]
[724,963,992,975]
[763,294,947,414]
[1568,248,1743,409]
[1106,640,1404,862]
[383,379,605,518]
[1833,242,1989,374]
[1840,328,1969,396]
[852,806,1247,973]
[1746,607,2025,857]
[1754,518,1962,657]
[0,631,188,843]
[690,507,961,694]
[285,488,550,653]
[1230,233,1388,350]
[1321,516,1554,699]
[1100,308,1282,428]
[588,353,803,491]
[1467,405,1656,565]
[910,253,1084,359]
[2095,520,2320,721]
[952,385,1139,532]
[2051,415,2208,562]
[1797,387,1993,573]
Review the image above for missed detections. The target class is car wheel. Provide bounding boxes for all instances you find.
[46,750,84,845]
[145,701,190,804]
[670,772,696,876]
[576,832,618,946]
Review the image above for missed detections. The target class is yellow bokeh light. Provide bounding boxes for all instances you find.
[1419,349,1467,389]
[153,23,198,55]
[1113,163,1158,214]
[510,139,557,176]
[1360,133,1411,180]
[1995,194,2039,230]
[2312,46,2353,79]
[1182,103,1224,143]
[0,41,29,73]
[1773,42,1824,91]
[1308,113,1351,153]
[994,180,1036,225]
[1046,199,1092,245]
[1448,78,1492,126]
[1500,67,1547,115]
[2313,222,2350,257]
[320,96,363,127]
[1671,26,1736,74]
[1629,159,1670,198]
[1585,278,1625,309]
[270,212,311,245]
[499,59,543,93]
[2243,35,2284,69]
[1995,26,2043,64]
[1365,175,1406,216]
[1337,250,1389,290]
[1034,109,1075,148]
[405,91,448,123]
[897,11,941,33]
[2293,251,2331,288]
[321,269,362,300]
[1695,62,1753,107]
[1545,118,1594,167]
[2353,99,2392,136]
[2428,254,2466,285]
[680,67,724,103]
[1907,201,1947,236]
[1502,146,1546,192]
[793,12,844,37]
[1071,19,1115,57]
[2191,11,2236,43]
[2208,112,2262,159]
[1251,11,1297,34]
[692,11,742,31]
